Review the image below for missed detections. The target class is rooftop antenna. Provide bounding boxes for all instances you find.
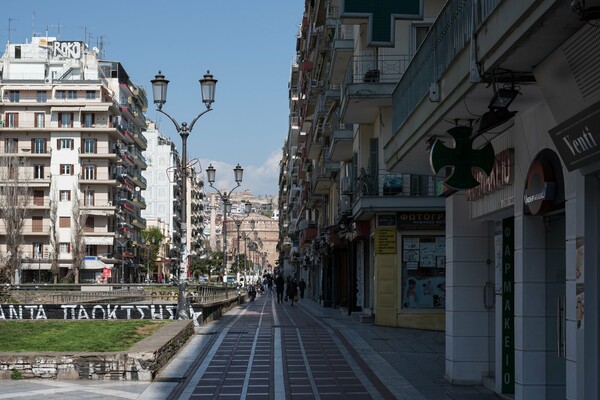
[32,11,37,37]
[7,18,16,44]
[96,35,108,59]
[45,22,62,39]
[80,26,93,47]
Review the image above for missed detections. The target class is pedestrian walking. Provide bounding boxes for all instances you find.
[287,279,299,307]
[275,273,285,303]
[299,278,306,299]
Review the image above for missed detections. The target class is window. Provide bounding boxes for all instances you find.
[84,189,95,206]
[32,138,46,154]
[401,235,446,310]
[57,138,74,150]
[59,190,71,201]
[34,112,45,128]
[86,245,98,256]
[85,91,96,99]
[59,243,71,254]
[31,216,43,232]
[8,91,20,102]
[5,113,18,128]
[85,216,94,232]
[33,243,43,258]
[82,113,95,128]
[83,164,96,180]
[60,164,74,175]
[59,216,71,228]
[82,138,97,153]
[33,164,44,179]
[36,91,48,103]
[58,112,73,128]
[67,90,77,99]
[411,24,431,55]
[56,90,66,99]
[5,138,18,153]
[33,190,44,206]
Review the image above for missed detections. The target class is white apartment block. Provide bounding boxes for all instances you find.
[0,37,148,284]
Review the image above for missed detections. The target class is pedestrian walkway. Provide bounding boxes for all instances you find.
[0,291,499,399]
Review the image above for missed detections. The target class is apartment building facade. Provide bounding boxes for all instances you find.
[279,0,446,328]
[0,37,148,284]
[381,1,597,399]
[281,0,599,398]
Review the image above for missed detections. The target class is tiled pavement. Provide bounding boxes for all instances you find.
[0,292,501,399]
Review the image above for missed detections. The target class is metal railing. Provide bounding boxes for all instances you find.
[8,284,241,305]
[392,0,502,131]
[353,169,443,199]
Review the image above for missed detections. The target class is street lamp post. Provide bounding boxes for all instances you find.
[232,202,252,284]
[205,164,244,285]
[151,69,217,319]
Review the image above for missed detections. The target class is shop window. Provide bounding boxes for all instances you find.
[401,235,446,309]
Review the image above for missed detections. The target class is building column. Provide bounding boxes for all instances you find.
[445,192,494,384]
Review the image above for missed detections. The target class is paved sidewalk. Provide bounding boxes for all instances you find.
[0,295,500,399]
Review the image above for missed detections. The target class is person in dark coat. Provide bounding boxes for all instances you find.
[287,279,299,307]
[298,278,306,299]
[275,274,285,303]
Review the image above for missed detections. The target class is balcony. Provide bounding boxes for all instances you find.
[328,114,353,162]
[340,54,411,124]
[329,23,354,85]
[385,0,584,175]
[349,171,446,221]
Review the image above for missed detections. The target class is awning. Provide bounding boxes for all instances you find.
[51,106,81,112]
[4,86,53,91]
[82,105,110,112]
[83,256,109,270]
[85,210,113,216]
[84,236,114,246]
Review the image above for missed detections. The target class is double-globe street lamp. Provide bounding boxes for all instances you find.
[151,69,217,319]
[231,202,252,284]
[206,164,244,284]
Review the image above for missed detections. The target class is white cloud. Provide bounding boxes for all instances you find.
[200,149,281,197]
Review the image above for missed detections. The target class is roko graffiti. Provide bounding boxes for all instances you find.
[0,304,202,326]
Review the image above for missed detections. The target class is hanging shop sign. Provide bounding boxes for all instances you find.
[397,211,445,230]
[549,102,600,172]
[523,159,556,216]
[430,126,496,190]
[341,0,423,46]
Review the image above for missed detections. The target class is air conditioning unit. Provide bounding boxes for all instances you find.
[340,177,352,194]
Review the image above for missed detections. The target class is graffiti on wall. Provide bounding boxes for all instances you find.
[0,304,203,326]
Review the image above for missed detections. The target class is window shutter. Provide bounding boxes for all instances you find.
[57,139,61,150]
[14,114,18,127]
[94,165,97,179]
[70,164,74,175]
[70,139,74,150]
[94,139,98,154]
[70,113,74,128]
[58,112,62,128]
[31,139,35,152]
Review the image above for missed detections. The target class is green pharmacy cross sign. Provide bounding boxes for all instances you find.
[341,0,423,46]
[430,126,496,190]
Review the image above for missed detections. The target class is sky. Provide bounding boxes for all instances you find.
[3,0,304,197]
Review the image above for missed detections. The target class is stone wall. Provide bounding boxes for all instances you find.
[0,321,194,381]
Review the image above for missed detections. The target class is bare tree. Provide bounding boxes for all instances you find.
[0,155,29,284]
[49,180,60,283]
[64,185,86,284]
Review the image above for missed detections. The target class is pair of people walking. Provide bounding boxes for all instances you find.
[274,274,306,307]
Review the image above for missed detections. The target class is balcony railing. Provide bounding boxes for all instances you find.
[352,170,443,200]
[342,54,412,89]
[392,0,501,132]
